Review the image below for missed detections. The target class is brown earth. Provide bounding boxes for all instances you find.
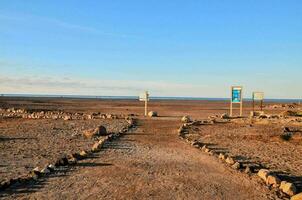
[0,118,127,181]
[1,118,274,200]
[0,97,301,199]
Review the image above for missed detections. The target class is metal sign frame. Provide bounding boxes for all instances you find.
[230,86,243,117]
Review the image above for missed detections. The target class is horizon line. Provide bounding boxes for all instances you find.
[1,93,301,102]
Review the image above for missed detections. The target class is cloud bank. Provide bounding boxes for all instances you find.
[0,75,213,97]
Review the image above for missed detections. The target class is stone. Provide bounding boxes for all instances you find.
[225,157,235,165]
[126,118,134,125]
[91,142,101,152]
[55,155,69,166]
[181,116,191,123]
[30,172,39,181]
[257,169,270,181]
[201,145,207,151]
[67,157,77,165]
[280,181,296,196]
[79,150,88,158]
[291,193,302,200]
[98,138,106,146]
[250,111,265,117]
[83,128,98,139]
[47,164,55,171]
[41,167,50,174]
[232,162,241,170]
[266,174,281,187]
[218,153,226,160]
[244,166,251,174]
[148,111,158,117]
[96,125,107,136]
[221,113,230,119]
[63,115,71,120]
[32,167,42,176]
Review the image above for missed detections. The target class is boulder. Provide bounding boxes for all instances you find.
[79,150,88,158]
[250,111,265,117]
[55,155,69,166]
[291,193,302,200]
[225,157,235,165]
[257,169,270,181]
[67,157,77,165]
[83,128,97,139]
[63,116,71,121]
[232,162,241,170]
[221,113,230,119]
[96,125,107,136]
[266,174,281,187]
[91,142,102,152]
[218,153,226,160]
[40,167,50,174]
[181,116,191,123]
[47,164,55,171]
[83,126,107,138]
[280,181,296,196]
[244,166,252,174]
[32,167,42,176]
[147,111,157,117]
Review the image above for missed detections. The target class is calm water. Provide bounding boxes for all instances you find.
[0,94,301,103]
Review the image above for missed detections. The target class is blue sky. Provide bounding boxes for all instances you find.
[0,1,301,98]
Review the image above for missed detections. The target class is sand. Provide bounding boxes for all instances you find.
[0,97,301,199]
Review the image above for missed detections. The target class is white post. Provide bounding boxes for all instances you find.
[144,91,148,117]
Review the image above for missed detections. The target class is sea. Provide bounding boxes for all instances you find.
[0,94,301,103]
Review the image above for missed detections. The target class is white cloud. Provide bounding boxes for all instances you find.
[0,75,213,97]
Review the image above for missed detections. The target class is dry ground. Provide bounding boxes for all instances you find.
[0,97,301,199]
[1,118,274,200]
[0,118,127,181]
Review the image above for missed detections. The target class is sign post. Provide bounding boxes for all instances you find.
[139,91,149,116]
[230,86,243,117]
[252,92,264,112]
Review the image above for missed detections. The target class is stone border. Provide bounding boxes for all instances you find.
[177,116,302,200]
[0,117,136,192]
[0,107,137,120]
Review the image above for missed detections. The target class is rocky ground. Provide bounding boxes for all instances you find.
[0,97,301,199]
[0,118,128,182]
[0,118,274,200]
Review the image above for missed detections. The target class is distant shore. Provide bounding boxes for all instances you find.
[0,94,301,103]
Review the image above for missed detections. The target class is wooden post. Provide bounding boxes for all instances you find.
[240,87,243,116]
[230,98,233,117]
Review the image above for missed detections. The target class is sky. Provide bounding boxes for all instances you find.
[0,0,301,98]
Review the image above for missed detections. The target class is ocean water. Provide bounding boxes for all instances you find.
[0,94,301,103]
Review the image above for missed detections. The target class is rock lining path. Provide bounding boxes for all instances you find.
[1,118,274,200]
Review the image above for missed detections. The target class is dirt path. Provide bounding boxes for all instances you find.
[1,118,274,200]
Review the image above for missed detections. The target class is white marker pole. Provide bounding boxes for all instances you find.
[144,91,148,116]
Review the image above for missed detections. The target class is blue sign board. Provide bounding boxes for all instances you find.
[232,88,242,103]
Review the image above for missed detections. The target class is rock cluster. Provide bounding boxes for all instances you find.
[0,107,134,120]
[178,114,301,199]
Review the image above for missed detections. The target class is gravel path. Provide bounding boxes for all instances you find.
[1,118,274,200]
